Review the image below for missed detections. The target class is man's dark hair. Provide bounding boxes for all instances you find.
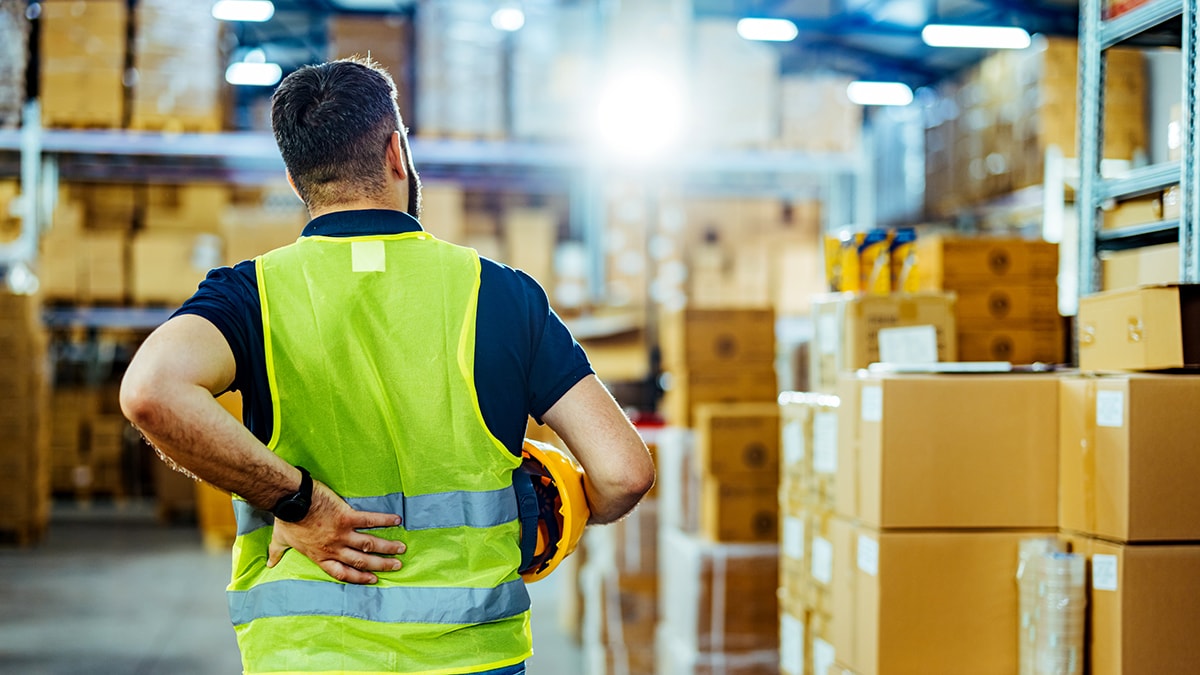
[271,57,419,215]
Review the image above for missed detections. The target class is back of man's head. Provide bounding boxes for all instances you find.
[271,57,403,210]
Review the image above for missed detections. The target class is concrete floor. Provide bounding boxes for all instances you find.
[0,499,582,675]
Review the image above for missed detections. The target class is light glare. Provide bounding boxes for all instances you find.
[225,62,283,87]
[736,17,799,42]
[921,24,1031,49]
[491,8,525,32]
[846,81,914,106]
[212,0,275,22]
[595,72,685,161]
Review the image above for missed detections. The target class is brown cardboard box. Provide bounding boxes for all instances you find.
[81,231,127,302]
[695,402,779,479]
[810,293,957,393]
[130,231,222,305]
[1077,284,1200,371]
[417,183,465,243]
[953,284,1059,324]
[916,235,1058,288]
[143,184,229,232]
[1060,533,1200,675]
[831,528,1039,675]
[701,476,778,543]
[503,207,556,292]
[660,308,776,370]
[1059,374,1200,542]
[957,325,1065,364]
[842,373,1059,529]
[662,366,778,427]
[1101,194,1163,231]
[780,392,840,512]
[1101,243,1180,291]
[221,207,304,264]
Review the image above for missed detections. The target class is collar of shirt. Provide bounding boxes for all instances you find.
[301,209,424,238]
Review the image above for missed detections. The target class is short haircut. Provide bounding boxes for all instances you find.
[271,57,407,210]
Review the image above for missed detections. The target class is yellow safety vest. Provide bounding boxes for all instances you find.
[228,231,532,675]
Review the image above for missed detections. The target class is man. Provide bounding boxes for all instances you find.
[120,57,654,675]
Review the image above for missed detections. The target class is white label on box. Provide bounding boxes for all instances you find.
[781,612,804,675]
[1092,554,1119,591]
[1096,390,1125,428]
[783,420,804,467]
[813,411,839,474]
[813,638,836,675]
[877,324,939,364]
[783,516,805,560]
[857,534,879,577]
[819,314,839,355]
[811,536,834,585]
[861,385,883,422]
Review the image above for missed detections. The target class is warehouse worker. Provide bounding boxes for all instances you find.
[120,57,654,675]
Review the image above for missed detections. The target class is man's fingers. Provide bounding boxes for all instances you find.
[350,510,403,530]
[321,560,378,585]
[351,532,406,557]
[267,540,288,568]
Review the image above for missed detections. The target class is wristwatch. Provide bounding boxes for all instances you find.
[271,466,313,523]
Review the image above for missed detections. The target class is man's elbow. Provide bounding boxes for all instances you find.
[119,370,166,431]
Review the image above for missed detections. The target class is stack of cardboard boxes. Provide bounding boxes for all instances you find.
[327,14,415,128]
[917,234,1064,364]
[0,290,49,544]
[130,0,223,132]
[0,0,27,128]
[48,385,127,500]
[414,0,505,140]
[39,0,127,128]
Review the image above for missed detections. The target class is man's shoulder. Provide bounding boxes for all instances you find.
[477,256,548,305]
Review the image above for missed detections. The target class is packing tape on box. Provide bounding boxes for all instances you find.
[1083,379,1098,535]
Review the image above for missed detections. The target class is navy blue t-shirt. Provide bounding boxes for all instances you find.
[173,209,593,456]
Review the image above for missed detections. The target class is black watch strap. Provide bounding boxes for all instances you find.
[271,466,313,523]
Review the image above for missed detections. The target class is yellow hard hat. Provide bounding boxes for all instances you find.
[515,439,589,583]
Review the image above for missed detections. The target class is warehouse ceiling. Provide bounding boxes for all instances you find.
[235,0,1081,94]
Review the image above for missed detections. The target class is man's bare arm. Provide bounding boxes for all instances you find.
[542,375,655,524]
[120,314,405,584]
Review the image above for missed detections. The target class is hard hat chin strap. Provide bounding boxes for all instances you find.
[513,468,541,574]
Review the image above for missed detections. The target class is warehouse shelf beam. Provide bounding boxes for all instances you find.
[42,306,176,331]
[1096,218,1181,250]
[1099,0,1183,48]
[1182,0,1200,281]
[1098,161,1181,200]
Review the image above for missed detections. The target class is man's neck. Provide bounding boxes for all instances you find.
[308,200,404,220]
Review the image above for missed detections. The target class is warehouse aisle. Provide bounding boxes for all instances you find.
[0,500,581,675]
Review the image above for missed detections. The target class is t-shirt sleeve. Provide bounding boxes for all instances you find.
[170,261,261,397]
[518,270,594,422]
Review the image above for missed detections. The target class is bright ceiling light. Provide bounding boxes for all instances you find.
[736,17,799,42]
[491,7,525,32]
[226,62,283,87]
[846,81,914,106]
[212,0,275,22]
[595,71,685,161]
[921,24,1031,49]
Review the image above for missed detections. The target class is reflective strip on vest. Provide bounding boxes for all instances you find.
[229,578,530,626]
[233,486,519,537]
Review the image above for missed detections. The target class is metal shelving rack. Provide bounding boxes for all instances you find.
[1078,0,1200,297]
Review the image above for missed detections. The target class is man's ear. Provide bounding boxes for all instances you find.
[385,131,408,181]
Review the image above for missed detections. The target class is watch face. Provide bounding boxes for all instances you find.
[274,496,310,523]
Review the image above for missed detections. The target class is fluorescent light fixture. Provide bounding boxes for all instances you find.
[491,7,525,32]
[921,24,1031,49]
[595,71,685,161]
[212,0,275,22]
[736,18,799,42]
[846,81,914,106]
[225,62,283,87]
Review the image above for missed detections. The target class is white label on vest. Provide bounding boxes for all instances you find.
[783,516,804,560]
[1096,390,1125,428]
[813,411,839,474]
[857,534,879,577]
[813,638,836,675]
[783,420,804,467]
[811,536,833,585]
[861,385,883,422]
[351,240,387,273]
[781,612,804,675]
[1092,554,1119,591]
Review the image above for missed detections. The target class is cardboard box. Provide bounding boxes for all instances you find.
[810,293,957,393]
[957,325,1065,364]
[1101,243,1180,291]
[952,284,1059,325]
[416,183,465,244]
[1101,194,1163,230]
[503,207,556,292]
[701,476,778,543]
[660,308,776,370]
[662,366,778,427]
[1077,284,1200,371]
[695,402,779,479]
[779,392,840,512]
[841,373,1059,529]
[130,231,222,305]
[831,528,1041,675]
[1059,374,1200,542]
[1060,533,1200,675]
[916,235,1058,288]
[81,231,127,303]
[221,207,304,264]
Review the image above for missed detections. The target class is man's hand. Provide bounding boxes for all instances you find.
[267,480,407,584]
